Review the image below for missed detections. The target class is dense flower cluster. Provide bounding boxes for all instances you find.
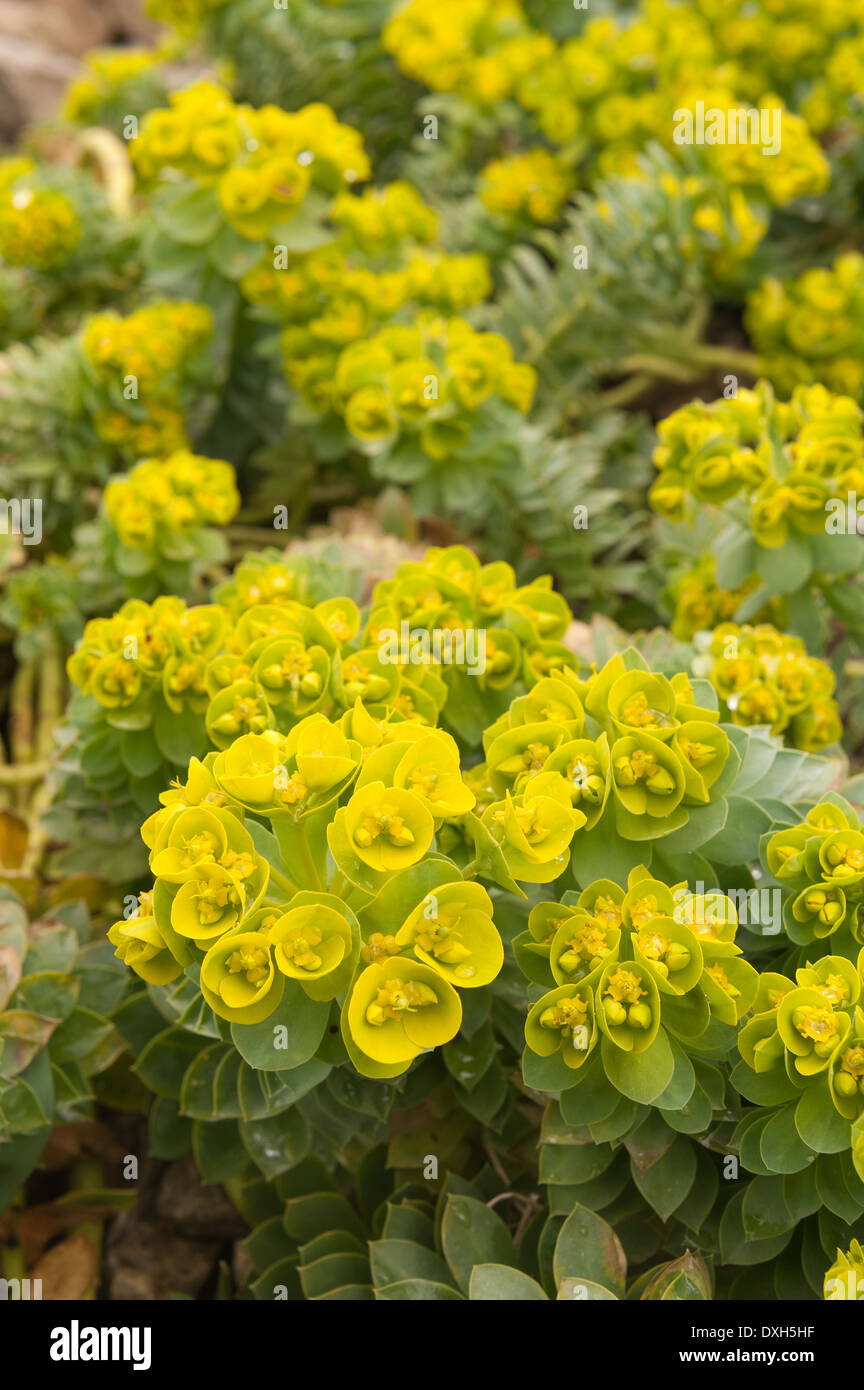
[522,866,757,1072]
[765,799,864,947]
[97,452,240,596]
[692,622,841,751]
[0,180,80,272]
[669,557,782,641]
[65,544,571,775]
[384,0,830,231]
[63,47,167,125]
[651,381,864,548]
[82,301,213,455]
[7,0,864,1309]
[316,315,536,457]
[132,81,370,238]
[823,1239,864,1299]
[240,184,492,410]
[466,649,732,846]
[478,149,571,225]
[106,695,588,1073]
[145,0,232,33]
[747,253,864,400]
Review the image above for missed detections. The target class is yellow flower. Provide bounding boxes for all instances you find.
[346,958,461,1067]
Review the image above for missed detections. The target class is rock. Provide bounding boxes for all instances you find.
[104,1210,222,1300]
[155,1155,248,1239]
[0,0,157,137]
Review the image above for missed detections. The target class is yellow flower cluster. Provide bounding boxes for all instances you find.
[803,31,864,134]
[145,0,232,35]
[103,452,240,552]
[478,149,571,225]
[747,253,864,401]
[382,0,546,106]
[524,866,756,1068]
[66,544,576,759]
[0,187,80,271]
[63,47,164,124]
[669,556,782,642]
[691,0,864,100]
[694,622,841,751]
[132,82,370,239]
[311,315,535,455]
[651,380,864,549]
[386,0,833,200]
[824,1239,864,1299]
[82,301,212,455]
[107,715,513,1077]
[240,183,491,405]
[330,181,438,251]
[766,802,864,948]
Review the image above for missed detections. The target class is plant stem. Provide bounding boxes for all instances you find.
[9,661,35,816]
[0,761,51,784]
[594,372,654,411]
[296,822,322,890]
[36,638,64,762]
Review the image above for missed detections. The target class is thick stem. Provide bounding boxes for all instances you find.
[296,822,322,891]
[8,661,35,816]
[36,639,65,762]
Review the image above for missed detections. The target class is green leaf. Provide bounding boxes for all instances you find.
[375,1279,464,1300]
[245,1217,297,1275]
[637,1251,712,1300]
[149,1096,193,1159]
[152,703,206,767]
[714,526,757,591]
[469,1264,548,1300]
[741,1175,795,1239]
[440,1195,518,1294]
[559,1058,620,1125]
[570,807,651,887]
[208,222,266,280]
[522,1044,580,1093]
[794,1083,851,1154]
[120,728,166,779]
[702,795,774,864]
[231,982,329,1071]
[299,1253,371,1299]
[283,1192,364,1243]
[719,1189,794,1265]
[154,183,223,245]
[540,1143,616,1186]
[442,1020,496,1093]
[192,1117,250,1184]
[815,1153,864,1225]
[0,1126,50,1212]
[601,1030,674,1105]
[240,1099,318,1178]
[757,534,812,595]
[631,1134,697,1220]
[759,1103,816,1174]
[369,1240,455,1289]
[134,1026,204,1099]
[557,1276,619,1300]
[553,1203,626,1296]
